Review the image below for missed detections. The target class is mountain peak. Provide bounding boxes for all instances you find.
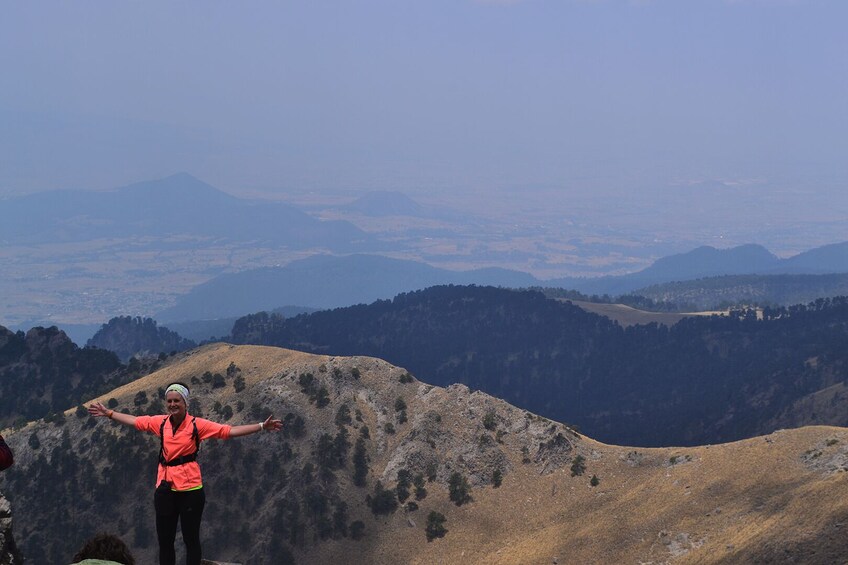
[115,173,236,203]
[345,190,426,217]
[640,243,779,281]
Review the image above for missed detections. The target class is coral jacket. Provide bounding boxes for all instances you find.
[135,414,231,490]
[0,434,12,471]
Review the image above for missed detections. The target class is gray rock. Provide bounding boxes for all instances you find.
[0,491,22,565]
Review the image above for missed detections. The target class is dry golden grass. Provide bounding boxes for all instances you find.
[314,428,848,564]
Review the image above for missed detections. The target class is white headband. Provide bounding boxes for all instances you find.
[165,383,189,403]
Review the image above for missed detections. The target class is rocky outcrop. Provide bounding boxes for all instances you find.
[87,316,196,362]
[0,491,22,565]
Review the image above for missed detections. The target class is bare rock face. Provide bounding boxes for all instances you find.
[0,491,22,565]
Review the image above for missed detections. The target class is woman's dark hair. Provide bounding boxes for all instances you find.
[72,532,135,565]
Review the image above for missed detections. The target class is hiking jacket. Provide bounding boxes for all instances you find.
[135,413,231,490]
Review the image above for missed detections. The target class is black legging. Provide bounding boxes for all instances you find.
[155,488,206,565]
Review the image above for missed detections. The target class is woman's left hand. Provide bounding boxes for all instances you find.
[262,415,283,432]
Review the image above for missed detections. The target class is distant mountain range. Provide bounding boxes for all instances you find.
[157,254,538,322]
[159,242,848,321]
[551,242,848,296]
[0,173,370,250]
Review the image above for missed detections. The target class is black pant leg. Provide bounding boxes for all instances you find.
[155,497,179,565]
[178,488,206,565]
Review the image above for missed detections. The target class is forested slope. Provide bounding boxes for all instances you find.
[0,326,127,428]
[230,286,848,446]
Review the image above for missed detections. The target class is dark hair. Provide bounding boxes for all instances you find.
[71,533,135,565]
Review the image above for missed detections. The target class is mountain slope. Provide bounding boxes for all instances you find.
[781,241,848,274]
[1,344,847,564]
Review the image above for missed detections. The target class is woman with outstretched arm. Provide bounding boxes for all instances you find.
[88,382,282,565]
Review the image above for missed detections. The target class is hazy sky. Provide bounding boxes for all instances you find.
[1,0,846,203]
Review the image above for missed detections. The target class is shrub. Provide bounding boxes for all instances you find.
[291,415,306,438]
[397,483,410,503]
[426,462,438,482]
[590,474,600,487]
[425,512,447,541]
[394,397,407,412]
[315,387,330,408]
[399,372,414,384]
[302,462,315,484]
[570,455,586,477]
[350,521,365,540]
[233,375,246,393]
[369,481,399,515]
[335,405,352,427]
[384,422,396,435]
[353,438,369,487]
[483,410,497,431]
[448,472,472,506]
[492,469,502,488]
[332,501,349,538]
[397,469,412,502]
[413,473,427,500]
[298,373,315,393]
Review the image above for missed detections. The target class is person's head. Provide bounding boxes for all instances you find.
[165,382,190,418]
[71,533,135,565]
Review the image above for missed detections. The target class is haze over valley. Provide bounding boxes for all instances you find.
[2,173,848,333]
